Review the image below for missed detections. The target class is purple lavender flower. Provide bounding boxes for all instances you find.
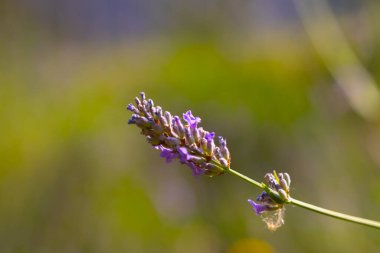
[247,171,291,231]
[127,92,231,177]
[248,199,278,215]
[183,110,201,129]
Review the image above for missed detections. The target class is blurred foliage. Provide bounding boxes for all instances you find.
[0,0,380,252]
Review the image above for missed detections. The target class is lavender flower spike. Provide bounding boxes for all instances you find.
[127,92,231,177]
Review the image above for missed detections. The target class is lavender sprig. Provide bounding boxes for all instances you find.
[127,92,380,230]
[248,171,291,230]
[127,92,231,177]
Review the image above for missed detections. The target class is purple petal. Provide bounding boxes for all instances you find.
[187,162,205,177]
[248,199,269,215]
[218,136,227,147]
[205,132,215,141]
[157,146,178,163]
[177,147,189,163]
[183,110,201,129]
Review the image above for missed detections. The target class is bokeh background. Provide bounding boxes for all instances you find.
[1,0,380,252]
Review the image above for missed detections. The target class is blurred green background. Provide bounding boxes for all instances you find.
[1,0,380,252]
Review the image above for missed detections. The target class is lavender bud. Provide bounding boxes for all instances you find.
[198,127,206,139]
[206,138,215,156]
[152,122,164,134]
[220,146,230,161]
[218,136,226,147]
[134,97,141,106]
[187,155,206,164]
[173,116,185,139]
[159,115,168,127]
[185,128,195,145]
[128,114,138,124]
[154,106,163,120]
[164,111,172,128]
[256,191,273,203]
[127,103,139,114]
[191,127,200,144]
[147,135,164,146]
[164,137,181,148]
[278,189,288,201]
[264,173,276,187]
[140,92,146,101]
[133,115,151,128]
[283,173,291,187]
[204,163,224,176]
[279,178,289,192]
[147,99,154,110]
[200,138,208,153]
[219,158,228,168]
[214,147,221,159]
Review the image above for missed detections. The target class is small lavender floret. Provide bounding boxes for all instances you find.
[248,171,291,220]
[183,110,201,129]
[248,199,280,215]
[127,92,231,177]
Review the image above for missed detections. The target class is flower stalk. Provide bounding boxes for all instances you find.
[229,168,380,229]
[127,92,380,230]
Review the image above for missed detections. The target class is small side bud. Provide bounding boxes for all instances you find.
[278,189,288,201]
[219,158,228,168]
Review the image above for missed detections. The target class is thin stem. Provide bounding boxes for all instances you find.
[228,168,380,229]
[289,198,380,229]
[228,168,263,189]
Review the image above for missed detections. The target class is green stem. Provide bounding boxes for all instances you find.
[289,198,380,229]
[228,168,263,189]
[228,168,380,229]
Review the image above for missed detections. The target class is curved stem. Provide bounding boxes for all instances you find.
[289,198,380,229]
[228,168,380,229]
[228,168,263,189]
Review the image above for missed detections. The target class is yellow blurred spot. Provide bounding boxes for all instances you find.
[227,238,275,253]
